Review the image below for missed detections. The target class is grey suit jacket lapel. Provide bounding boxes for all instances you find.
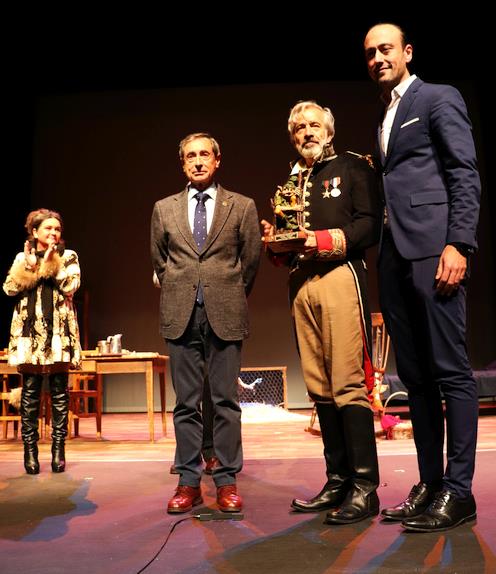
[204,186,233,252]
[172,188,199,253]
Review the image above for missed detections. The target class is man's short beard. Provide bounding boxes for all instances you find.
[300,143,323,161]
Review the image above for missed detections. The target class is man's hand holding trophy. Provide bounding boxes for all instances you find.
[261,171,309,254]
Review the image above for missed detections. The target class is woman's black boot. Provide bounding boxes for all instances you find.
[49,373,69,473]
[51,441,66,473]
[24,443,40,475]
[21,374,43,475]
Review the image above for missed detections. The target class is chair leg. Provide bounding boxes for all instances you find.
[67,409,73,439]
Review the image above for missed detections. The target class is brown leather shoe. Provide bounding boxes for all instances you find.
[204,456,219,475]
[170,464,179,475]
[217,485,243,512]
[167,486,203,514]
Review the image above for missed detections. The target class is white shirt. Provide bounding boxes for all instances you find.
[381,74,417,154]
[188,184,217,233]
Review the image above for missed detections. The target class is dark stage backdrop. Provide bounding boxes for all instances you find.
[4,81,495,409]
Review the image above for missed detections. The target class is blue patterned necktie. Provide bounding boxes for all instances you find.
[193,192,209,303]
[193,192,208,250]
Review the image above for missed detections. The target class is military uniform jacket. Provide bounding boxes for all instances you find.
[299,152,380,259]
[283,152,381,363]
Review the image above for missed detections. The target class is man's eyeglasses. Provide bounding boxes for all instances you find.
[184,152,214,164]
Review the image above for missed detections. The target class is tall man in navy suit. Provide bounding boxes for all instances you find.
[151,133,260,514]
[364,23,481,532]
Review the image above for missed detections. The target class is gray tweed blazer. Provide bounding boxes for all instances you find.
[151,185,261,341]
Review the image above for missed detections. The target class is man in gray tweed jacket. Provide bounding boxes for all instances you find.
[151,132,260,514]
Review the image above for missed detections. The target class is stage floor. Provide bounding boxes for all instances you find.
[1,411,495,573]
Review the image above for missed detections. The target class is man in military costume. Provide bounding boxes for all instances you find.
[262,100,382,524]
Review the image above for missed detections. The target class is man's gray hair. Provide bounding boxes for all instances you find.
[287,101,335,157]
[179,133,221,161]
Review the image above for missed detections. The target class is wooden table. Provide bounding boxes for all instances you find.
[0,352,169,442]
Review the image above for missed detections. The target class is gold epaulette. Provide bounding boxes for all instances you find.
[345,150,375,170]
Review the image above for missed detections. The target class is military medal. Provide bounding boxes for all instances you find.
[330,177,341,197]
[322,180,331,198]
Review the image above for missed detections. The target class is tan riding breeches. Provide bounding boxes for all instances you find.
[291,262,370,408]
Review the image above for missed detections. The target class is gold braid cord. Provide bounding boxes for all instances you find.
[346,150,376,170]
[315,228,347,260]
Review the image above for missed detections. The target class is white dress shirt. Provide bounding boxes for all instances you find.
[381,74,417,154]
[188,184,217,233]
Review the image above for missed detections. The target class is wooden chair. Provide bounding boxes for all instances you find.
[370,312,391,414]
[68,372,102,438]
[0,375,21,439]
[304,402,321,435]
[0,374,48,440]
[66,288,104,438]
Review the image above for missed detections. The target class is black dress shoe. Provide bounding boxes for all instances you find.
[325,486,379,524]
[291,482,349,513]
[381,482,437,521]
[402,490,476,532]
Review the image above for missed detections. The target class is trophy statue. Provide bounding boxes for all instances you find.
[263,170,307,254]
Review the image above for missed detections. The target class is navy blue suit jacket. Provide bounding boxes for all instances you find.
[378,78,481,260]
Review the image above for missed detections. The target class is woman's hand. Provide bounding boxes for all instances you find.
[24,241,37,269]
[44,238,57,261]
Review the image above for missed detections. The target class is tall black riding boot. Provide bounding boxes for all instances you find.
[325,405,380,524]
[292,402,351,512]
[21,374,43,475]
[49,373,69,473]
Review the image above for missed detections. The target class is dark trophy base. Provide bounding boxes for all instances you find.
[263,231,307,254]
